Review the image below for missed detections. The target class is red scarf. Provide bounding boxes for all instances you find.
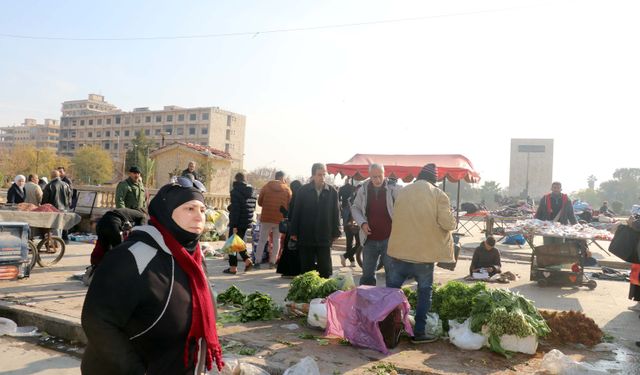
[545,193,568,216]
[150,217,224,372]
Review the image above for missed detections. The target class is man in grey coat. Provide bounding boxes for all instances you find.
[350,163,400,286]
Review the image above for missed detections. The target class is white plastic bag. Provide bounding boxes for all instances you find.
[0,318,17,336]
[332,270,356,291]
[499,334,538,355]
[425,313,443,337]
[541,349,608,375]
[448,318,487,350]
[307,298,327,329]
[283,356,320,375]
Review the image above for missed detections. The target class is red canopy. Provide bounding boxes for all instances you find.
[327,154,481,183]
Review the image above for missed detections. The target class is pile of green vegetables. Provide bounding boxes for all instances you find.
[431,281,487,330]
[469,288,550,356]
[285,271,341,303]
[401,287,417,311]
[216,286,280,322]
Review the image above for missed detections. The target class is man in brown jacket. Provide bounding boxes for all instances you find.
[386,163,456,344]
[255,171,292,268]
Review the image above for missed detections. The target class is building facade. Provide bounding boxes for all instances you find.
[0,118,60,153]
[509,138,554,200]
[58,94,246,173]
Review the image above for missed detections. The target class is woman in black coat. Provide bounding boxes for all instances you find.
[7,175,26,204]
[276,180,303,278]
[223,172,257,274]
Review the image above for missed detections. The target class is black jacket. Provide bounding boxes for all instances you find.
[7,183,25,204]
[42,178,71,210]
[82,226,213,375]
[228,181,256,229]
[291,182,340,247]
[535,193,577,225]
[470,245,502,275]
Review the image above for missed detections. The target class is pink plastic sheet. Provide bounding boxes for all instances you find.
[325,286,413,354]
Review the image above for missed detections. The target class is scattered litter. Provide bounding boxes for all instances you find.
[541,349,608,374]
[280,323,299,330]
[283,356,320,375]
[0,318,39,337]
[591,343,617,352]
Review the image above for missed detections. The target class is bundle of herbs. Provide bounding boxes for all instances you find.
[431,281,487,330]
[240,291,280,322]
[217,285,246,306]
[285,271,340,303]
[469,288,550,356]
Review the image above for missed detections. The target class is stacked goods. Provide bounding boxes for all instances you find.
[508,219,613,240]
[285,271,343,303]
[33,204,60,212]
[539,310,603,347]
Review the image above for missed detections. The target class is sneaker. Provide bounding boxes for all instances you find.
[340,254,347,267]
[349,260,356,267]
[629,302,640,311]
[411,334,438,344]
[244,262,253,272]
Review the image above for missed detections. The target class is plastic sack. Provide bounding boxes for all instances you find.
[307,298,327,329]
[221,234,246,254]
[425,312,444,337]
[541,349,608,375]
[283,356,320,375]
[208,356,270,375]
[325,286,413,354]
[503,234,526,245]
[0,318,17,336]
[332,270,356,291]
[499,334,538,355]
[448,318,487,350]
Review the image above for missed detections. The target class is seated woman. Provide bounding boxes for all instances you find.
[470,236,502,277]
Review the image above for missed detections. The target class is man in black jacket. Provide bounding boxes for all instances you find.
[224,172,256,274]
[290,163,340,278]
[42,170,72,237]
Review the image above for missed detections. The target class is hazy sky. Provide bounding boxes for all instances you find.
[1,0,639,193]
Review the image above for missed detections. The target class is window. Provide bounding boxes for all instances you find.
[96,131,101,138]
[226,129,231,140]
[70,131,76,138]
[106,118,111,125]
[189,113,196,121]
[105,130,111,137]
[61,130,68,138]
[178,114,185,121]
[104,142,110,150]
[124,130,130,137]
[227,115,233,126]
[144,129,150,136]
[97,119,102,125]
[125,116,130,124]
[114,130,120,137]
[124,143,129,149]
[114,143,119,150]
[189,127,196,135]
[201,127,208,135]
[155,115,161,123]
[202,113,209,120]
[167,115,173,122]
[176,127,184,135]
[135,131,140,136]
[135,117,141,124]
[88,119,93,125]
[88,132,93,138]
[225,144,230,153]
[115,116,121,124]
[145,116,151,123]
[72,120,77,127]
[155,129,161,135]
[80,120,85,126]
[165,127,173,135]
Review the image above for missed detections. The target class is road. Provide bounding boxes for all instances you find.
[0,336,80,375]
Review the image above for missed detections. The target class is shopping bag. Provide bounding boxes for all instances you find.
[221,234,246,254]
[608,224,640,263]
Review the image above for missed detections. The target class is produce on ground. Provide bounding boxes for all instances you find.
[240,291,279,322]
[285,271,342,303]
[431,281,487,330]
[217,285,246,305]
[470,288,550,357]
[401,287,417,311]
[539,310,603,347]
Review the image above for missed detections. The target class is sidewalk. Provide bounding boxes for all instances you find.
[1,239,639,374]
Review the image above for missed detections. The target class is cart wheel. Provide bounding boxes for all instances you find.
[36,236,66,267]
[355,245,384,271]
[27,240,38,271]
[537,278,548,287]
[587,280,597,290]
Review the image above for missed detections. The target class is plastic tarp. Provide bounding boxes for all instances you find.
[327,154,480,183]
[325,286,413,354]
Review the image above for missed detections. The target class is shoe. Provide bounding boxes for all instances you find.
[629,303,640,311]
[340,254,347,267]
[269,263,276,269]
[349,260,356,268]
[222,268,237,275]
[244,261,253,272]
[411,334,438,344]
[253,263,261,270]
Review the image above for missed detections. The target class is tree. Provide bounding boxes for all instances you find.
[126,133,156,186]
[587,175,597,190]
[0,146,69,184]
[71,146,114,185]
[247,167,276,190]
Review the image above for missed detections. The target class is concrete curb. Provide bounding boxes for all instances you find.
[0,301,87,344]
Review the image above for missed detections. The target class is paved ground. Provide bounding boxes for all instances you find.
[0,336,80,375]
[0,231,639,374]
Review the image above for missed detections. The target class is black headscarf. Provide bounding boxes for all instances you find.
[149,184,205,249]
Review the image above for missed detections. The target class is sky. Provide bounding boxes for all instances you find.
[1,0,639,193]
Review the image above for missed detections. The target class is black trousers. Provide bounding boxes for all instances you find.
[299,244,332,278]
[344,230,360,261]
[228,227,250,267]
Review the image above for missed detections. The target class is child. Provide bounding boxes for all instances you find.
[470,236,502,277]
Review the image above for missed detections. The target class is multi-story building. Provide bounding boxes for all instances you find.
[0,118,60,153]
[58,94,246,173]
[509,138,554,200]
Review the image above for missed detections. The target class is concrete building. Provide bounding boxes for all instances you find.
[509,139,554,200]
[58,94,246,174]
[0,118,60,153]
[150,142,233,196]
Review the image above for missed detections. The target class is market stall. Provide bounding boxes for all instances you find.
[0,209,81,231]
[327,154,481,224]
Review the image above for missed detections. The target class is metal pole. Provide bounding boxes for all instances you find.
[456,180,462,227]
[525,152,530,198]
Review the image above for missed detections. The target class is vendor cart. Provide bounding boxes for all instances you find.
[530,239,597,290]
[0,209,81,268]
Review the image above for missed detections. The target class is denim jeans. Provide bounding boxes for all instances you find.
[360,238,389,286]
[386,257,434,337]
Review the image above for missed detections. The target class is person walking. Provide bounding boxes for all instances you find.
[351,164,399,285]
[290,163,340,278]
[7,175,26,204]
[42,170,72,238]
[81,183,224,374]
[276,180,303,278]
[223,172,256,274]
[386,164,457,344]
[255,171,292,268]
[24,174,43,205]
[115,166,147,211]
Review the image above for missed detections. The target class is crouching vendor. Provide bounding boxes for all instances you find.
[470,236,502,277]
